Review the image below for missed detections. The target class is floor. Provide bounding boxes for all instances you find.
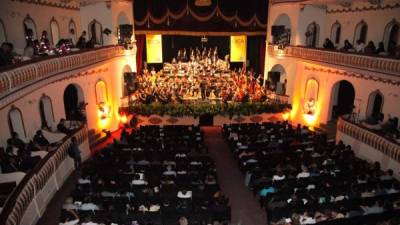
[203,126,267,225]
[37,126,267,225]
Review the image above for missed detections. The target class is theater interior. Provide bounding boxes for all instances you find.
[0,0,400,225]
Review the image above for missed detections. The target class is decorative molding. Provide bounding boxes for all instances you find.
[304,65,400,86]
[11,0,80,11]
[268,45,400,78]
[327,3,400,14]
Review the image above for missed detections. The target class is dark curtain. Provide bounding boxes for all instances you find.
[136,34,145,74]
[247,36,266,75]
[134,0,267,33]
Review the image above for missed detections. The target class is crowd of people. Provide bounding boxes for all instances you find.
[322,38,400,58]
[131,67,285,105]
[224,122,400,225]
[0,28,93,68]
[59,125,231,225]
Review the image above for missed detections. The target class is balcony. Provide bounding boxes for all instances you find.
[268,45,400,77]
[0,45,135,108]
[337,116,400,164]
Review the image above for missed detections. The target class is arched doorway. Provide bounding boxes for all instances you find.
[63,84,85,121]
[354,20,368,44]
[39,95,55,129]
[69,19,77,45]
[88,20,103,45]
[8,107,26,139]
[383,20,399,54]
[330,21,341,45]
[272,13,291,45]
[305,22,319,47]
[50,17,60,45]
[268,64,287,95]
[23,15,37,45]
[330,80,355,120]
[0,19,6,44]
[366,90,383,122]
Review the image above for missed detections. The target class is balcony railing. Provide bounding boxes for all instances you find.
[337,117,400,163]
[268,45,400,76]
[0,45,133,108]
[0,126,88,225]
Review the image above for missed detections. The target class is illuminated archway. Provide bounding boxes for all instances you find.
[95,80,112,130]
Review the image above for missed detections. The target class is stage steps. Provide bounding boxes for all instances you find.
[88,129,108,149]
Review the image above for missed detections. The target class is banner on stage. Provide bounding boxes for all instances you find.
[146,34,163,63]
[230,36,246,62]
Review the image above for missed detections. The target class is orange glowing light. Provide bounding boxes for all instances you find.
[282,112,290,121]
[120,113,128,124]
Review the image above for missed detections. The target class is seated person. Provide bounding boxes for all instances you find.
[33,130,51,149]
[7,131,27,152]
[59,209,79,225]
[364,41,377,54]
[340,40,354,52]
[323,38,335,50]
[57,119,72,134]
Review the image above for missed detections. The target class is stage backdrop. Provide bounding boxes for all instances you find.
[146,34,163,63]
[137,34,265,74]
[230,36,247,62]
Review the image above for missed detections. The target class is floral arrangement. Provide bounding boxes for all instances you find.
[125,102,291,118]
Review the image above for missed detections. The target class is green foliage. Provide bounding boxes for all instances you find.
[126,102,291,118]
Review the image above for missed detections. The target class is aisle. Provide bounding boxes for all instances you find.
[202,126,267,225]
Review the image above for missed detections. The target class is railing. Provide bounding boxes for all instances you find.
[268,45,400,76]
[0,45,131,103]
[0,126,88,225]
[337,117,400,163]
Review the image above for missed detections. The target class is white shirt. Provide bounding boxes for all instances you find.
[272,175,286,181]
[177,190,192,199]
[59,219,79,225]
[297,172,310,179]
[300,216,316,224]
[79,203,99,211]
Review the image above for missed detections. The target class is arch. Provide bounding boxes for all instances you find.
[88,19,103,45]
[39,95,55,129]
[366,90,384,122]
[272,13,291,44]
[329,80,356,120]
[354,20,368,44]
[304,78,319,115]
[330,21,341,44]
[0,18,7,43]
[305,22,320,47]
[123,65,133,96]
[117,11,130,25]
[383,19,400,53]
[95,80,108,104]
[63,84,85,121]
[8,106,27,139]
[23,15,38,42]
[69,19,77,45]
[269,64,287,94]
[50,17,60,45]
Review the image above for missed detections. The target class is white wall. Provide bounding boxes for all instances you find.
[0,54,136,146]
[0,1,81,53]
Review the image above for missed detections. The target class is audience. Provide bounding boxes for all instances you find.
[59,125,231,225]
[224,122,400,225]
[0,42,15,67]
[323,38,335,50]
